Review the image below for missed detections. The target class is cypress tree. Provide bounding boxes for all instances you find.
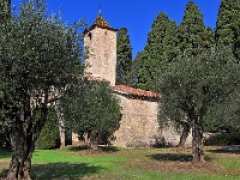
[137,13,177,91]
[0,0,11,23]
[215,0,240,63]
[116,27,132,85]
[177,1,213,57]
[214,0,240,135]
[131,51,144,87]
[215,0,240,52]
[233,20,240,61]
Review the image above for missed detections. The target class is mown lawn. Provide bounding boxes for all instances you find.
[0,146,240,179]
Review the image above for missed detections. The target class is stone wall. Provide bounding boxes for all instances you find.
[84,27,117,86]
[113,94,192,147]
[70,93,192,147]
[72,132,80,146]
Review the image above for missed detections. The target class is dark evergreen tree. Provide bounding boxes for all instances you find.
[213,0,240,134]
[177,1,213,57]
[130,52,144,87]
[136,13,177,91]
[215,0,240,59]
[233,20,240,61]
[117,28,132,85]
[0,0,11,23]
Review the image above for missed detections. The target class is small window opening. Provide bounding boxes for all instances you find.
[88,32,92,40]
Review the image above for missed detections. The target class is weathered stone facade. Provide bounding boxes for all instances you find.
[112,91,192,147]
[113,94,160,147]
[84,18,117,86]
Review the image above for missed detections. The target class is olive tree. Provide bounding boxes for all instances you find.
[0,1,83,179]
[62,80,121,150]
[158,50,240,163]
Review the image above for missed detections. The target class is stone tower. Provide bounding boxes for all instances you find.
[84,16,118,86]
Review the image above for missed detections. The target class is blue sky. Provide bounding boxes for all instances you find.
[12,0,221,57]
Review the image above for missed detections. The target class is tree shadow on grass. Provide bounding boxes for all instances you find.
[68,145,120,153]
[98,146,120,152]
[208,146,240,154]
[68,145,89,151]
[32,163,103,180]
[0,149,11,159]
[147,153,193,162]
[0,163,103,180]
[148,153,213,163]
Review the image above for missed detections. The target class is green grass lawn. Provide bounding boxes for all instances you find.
[1,146,240,179]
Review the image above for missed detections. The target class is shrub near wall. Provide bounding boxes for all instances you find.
[0,132,10,149]
[205,132,240,146]
[36,108,60,149]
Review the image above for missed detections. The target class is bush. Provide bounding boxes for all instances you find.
[36,108,60,149]
[0,122,10,149]
[205,132,240,146]
[0,132,10,149]
[62,80,121,148]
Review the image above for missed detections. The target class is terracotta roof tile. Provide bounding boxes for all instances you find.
[113,85,159,99]
[84,16,118,34]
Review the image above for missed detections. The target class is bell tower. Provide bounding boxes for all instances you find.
[84,15,118,86]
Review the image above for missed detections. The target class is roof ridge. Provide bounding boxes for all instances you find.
[113,84,160,99]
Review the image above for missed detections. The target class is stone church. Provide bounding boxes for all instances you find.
[79,15,191,147]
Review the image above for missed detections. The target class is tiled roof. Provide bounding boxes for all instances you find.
[113,85,160,99]
[84,76,159,99]
[84,15,118,34]
[95,16,109,29]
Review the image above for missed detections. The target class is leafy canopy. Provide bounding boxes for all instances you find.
[0,0,83,146]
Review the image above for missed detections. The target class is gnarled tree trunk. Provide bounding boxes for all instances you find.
[83,131,91,147]
[7,93,49,180]
[7,116,34,180]
[55,100,66,149]
[7,151,32,180]
[178,122,191,147]
[84,131,98,151]
[191,115,205,163]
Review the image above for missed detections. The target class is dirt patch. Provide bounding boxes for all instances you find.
[67,145,120,157]
[125,154,222,175]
